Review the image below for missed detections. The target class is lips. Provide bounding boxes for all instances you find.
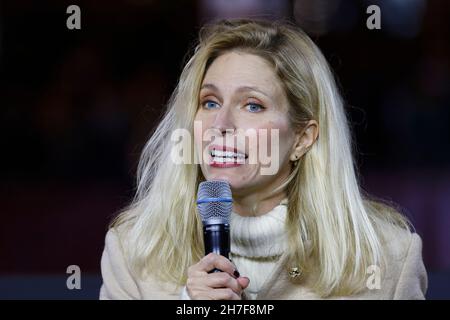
[208,145,248,167]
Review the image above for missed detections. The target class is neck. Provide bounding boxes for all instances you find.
[232,190,287,217]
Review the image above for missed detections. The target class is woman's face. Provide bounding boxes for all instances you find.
[194,51,297,197]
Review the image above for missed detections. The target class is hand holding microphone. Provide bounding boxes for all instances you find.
[185,180,250,300]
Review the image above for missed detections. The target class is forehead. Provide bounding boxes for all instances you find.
[201,51,283,95]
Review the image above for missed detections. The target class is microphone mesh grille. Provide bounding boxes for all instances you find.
[197,180,232,224]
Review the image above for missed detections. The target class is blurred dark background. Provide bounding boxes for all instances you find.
[0,0,449,299]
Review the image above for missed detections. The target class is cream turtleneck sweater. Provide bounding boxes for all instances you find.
[181,199,288,300]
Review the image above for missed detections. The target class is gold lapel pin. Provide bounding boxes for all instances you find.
[289,267,301,278]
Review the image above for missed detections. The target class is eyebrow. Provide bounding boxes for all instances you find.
[200,83,271,99]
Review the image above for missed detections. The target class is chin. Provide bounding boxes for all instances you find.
[204,171,242,188]
[208,177,261,198]
[205,172,233,184]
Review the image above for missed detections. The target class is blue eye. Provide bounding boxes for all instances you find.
[203,101,220,110]
[246,103,264,113]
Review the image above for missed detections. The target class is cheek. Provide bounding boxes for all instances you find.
[261,120,293,154]
[193,113,209,144]
[277,122,294,151]
[193,120,202,144]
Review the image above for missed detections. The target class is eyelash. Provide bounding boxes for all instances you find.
[201,100,265,113]
[245,103,264,113]
[202,100,220,110]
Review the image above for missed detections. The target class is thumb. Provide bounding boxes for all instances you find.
[237,276,250,289]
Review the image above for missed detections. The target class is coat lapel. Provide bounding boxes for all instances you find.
[253,251,320,300]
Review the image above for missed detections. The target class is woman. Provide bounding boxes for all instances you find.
[99,19,427,299]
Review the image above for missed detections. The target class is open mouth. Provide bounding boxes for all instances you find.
[209,148,248,164]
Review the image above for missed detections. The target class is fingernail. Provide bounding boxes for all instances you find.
[233,270,240,278]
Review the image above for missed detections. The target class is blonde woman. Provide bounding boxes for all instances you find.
[99,19,427,300]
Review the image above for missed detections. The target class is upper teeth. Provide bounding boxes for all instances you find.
[210,149,246,158]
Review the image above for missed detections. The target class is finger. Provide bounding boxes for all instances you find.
[204,272,242,294]
[195,253,237,275]
[237,276,250,289]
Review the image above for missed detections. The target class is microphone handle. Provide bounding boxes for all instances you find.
[203,223,230,273]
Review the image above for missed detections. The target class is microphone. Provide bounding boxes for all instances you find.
[196,180,232,260]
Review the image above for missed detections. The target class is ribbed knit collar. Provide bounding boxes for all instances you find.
[230,199,288,259]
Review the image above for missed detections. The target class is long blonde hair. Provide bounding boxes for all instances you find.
[111,19,410,297]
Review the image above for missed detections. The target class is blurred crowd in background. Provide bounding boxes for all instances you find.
[0,0,449,298]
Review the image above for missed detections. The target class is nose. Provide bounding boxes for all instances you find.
[211,105,236,135]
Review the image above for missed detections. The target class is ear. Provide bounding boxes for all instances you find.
[290,120,319,161]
